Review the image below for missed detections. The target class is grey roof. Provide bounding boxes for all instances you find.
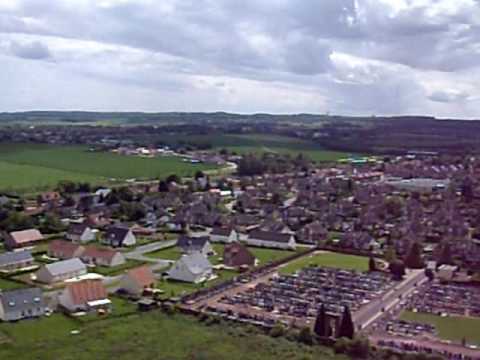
[0,288,44,313]
[173,252,212,275]
[0,250,33,267]
[177,236,210,251]
[105,226,130,243]
[42,258,86,276]
[249,230,293,243]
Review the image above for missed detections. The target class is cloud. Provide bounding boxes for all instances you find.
[9,40,51,60]
[0,0,480,118]
[428,90,469,103]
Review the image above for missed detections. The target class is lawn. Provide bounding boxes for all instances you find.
[93,259,146,276]
[400,311,480,346]
[0,143,218,192]
[0,277,28,291]
[279,251,369,274]
[0,311,343,360]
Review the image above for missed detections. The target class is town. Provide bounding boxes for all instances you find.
[0,133,479,359]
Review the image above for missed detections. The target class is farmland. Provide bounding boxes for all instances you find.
[0,311,341,360]
[0,143,217,192]
[279,251,369,274]
[164,134,353,162]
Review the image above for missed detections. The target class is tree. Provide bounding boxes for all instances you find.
[195,170,205,180]
[437,242,453,266]
[166,174,180,184]
[385,246,397,264]
[269,323,285,338]
[336,306,355,339]
[314,304,332,337]
[158,180,169,192]
[404,242,424,269]
[298,326,313,345]
[389,260,406,281]
[368,257,376,272]
[40,213,65,233]
[0,212,34,232]
[424,268,434,281]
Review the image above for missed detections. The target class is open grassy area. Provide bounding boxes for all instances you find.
[0,311,342,360]
[93,259,146,276]
[165,133,353,162]
[0,143,218,192]
[400,311,480,346]
[279,251,369,274]
[0,277,28,291]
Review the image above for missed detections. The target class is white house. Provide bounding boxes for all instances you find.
[102,226,136,247]
[168,252,213,284]
[66,223,96,243]
[36,258,87,284]
[176,236,213,256]
[209,227,238,243]
[246,230,296,250]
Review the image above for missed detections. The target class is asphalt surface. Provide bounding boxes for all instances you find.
[353,269,427,329]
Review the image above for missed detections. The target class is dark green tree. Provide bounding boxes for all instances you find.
[336,306,355,339]
[368,257,376,272]
[404,242,424,269]
[389,260,406,280]
[437,242,453,266]
[314,304,331,337]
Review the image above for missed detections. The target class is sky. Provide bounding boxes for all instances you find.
[1,0,480,118]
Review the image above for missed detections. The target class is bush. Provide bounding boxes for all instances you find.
[269,323,286,338]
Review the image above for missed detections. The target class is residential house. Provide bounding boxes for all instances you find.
[36,258,87,284]
[66,223,96,243]
[246,230,296,250]
[0,250,34,272]
[223,242,256,268]
[177,236,213,256]
[209,227,238,243]
[81,246,126,267]
[58,279,110,313]
[120,266,155,295]
[102,226,136,247]
[168,252,213,283]
[0,288,45,321]
[48,240,84,260]
[5,229,44,250]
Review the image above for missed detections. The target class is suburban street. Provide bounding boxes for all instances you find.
[353,269,428,329]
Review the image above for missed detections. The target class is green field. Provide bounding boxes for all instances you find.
[0,278,28,291]
[165,134,352,162]
[400,311,480,346]
[0,143,217,192]
[0,311,342,360]
[279,251,369,274]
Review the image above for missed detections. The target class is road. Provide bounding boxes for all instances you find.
[353,269,427,330]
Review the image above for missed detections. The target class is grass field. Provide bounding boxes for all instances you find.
[0,143,217,192]
[93,260,146,276]
[0,311,342,360]
[165,134,352,162]
[279,251,369,274]
[0,278,28,291]
[400,311,480,346]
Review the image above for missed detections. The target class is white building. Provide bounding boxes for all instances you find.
[168,252,213,284]
[36,258,87,284]
[209,227,238,243]
[246,230,296,250]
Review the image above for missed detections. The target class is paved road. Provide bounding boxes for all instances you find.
[353,269,427,329]
[125,240,176,261]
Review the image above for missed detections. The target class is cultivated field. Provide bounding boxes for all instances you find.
[400,311,480,346]
[0,143,217,192]
[165,134,353,162]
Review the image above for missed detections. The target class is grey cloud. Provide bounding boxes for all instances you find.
[9,40,51,60]
[428,90,469,103]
